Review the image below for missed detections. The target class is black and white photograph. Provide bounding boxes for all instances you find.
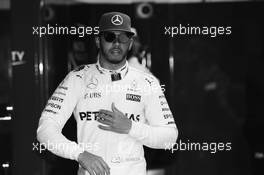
[0,0,263,175]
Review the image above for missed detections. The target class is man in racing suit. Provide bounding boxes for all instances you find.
[37,12,178,175]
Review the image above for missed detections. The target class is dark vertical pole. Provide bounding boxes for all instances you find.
[168,4,175,114]
[10,0,43,174]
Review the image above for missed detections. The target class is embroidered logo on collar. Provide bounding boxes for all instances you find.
[131,80,137,89]
[87,75,98,89]
[127,80,139,92]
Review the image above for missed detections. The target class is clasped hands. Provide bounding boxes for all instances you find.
[96,103,132,134]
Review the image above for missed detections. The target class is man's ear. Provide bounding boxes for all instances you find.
[95,36,100,49]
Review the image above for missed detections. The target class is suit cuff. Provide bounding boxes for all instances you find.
[128,121,146,140]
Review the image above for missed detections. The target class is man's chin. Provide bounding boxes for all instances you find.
[107,55,125,64]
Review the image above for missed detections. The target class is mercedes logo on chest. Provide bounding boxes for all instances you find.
[87,75,98,89]
[111,14,123,25]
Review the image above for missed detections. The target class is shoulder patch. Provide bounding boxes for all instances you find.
[145,77,154,86]
[129,66,160,87]
[144,74,158,86]
[76,74,83,79]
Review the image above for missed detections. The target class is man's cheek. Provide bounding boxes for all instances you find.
[122,45,129,54]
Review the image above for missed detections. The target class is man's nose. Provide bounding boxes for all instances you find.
[113,38,120,45]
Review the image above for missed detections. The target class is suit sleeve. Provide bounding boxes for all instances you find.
[128,76,178,149]
[37,71,85,161]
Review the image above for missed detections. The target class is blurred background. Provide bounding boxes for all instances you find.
[0,0,264,175]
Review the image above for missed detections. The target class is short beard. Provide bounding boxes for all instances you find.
[100,47,128,65]
[107,56,126,64]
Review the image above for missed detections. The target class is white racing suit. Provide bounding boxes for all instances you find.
[37,61,178,175]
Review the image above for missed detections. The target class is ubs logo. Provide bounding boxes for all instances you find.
[84,92,102,99]
[111,14,123,25]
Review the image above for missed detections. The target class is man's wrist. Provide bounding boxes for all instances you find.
[76,150,85,162]
[77,152,82,162]
[128,121,145,138]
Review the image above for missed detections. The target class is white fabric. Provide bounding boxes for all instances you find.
[37,61,178,175]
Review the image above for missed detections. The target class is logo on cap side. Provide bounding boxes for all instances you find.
[111,15,123,25]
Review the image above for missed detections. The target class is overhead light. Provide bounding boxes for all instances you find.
[0,116,12,121]
[2,162,10,168]
[6,106,13,111]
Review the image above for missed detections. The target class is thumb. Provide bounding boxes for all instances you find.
[112,103,122,114]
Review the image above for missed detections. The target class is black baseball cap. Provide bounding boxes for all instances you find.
[98,12,134,36]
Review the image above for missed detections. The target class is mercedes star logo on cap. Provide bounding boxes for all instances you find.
[111,14,123,25]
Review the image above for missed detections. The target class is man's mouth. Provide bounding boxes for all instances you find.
[111,48,122,54]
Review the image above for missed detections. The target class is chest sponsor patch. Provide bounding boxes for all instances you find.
[84,92,102,99]
[126,93,141,102]
[79,111,140,122]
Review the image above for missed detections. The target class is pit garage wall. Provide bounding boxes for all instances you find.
[7,1,264,175]
[10,0,43,175]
